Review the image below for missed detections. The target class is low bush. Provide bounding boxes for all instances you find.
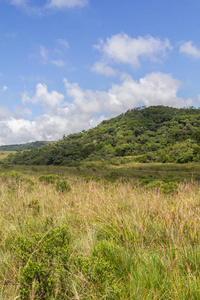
[11,224,71,299]
[38,174,60,184]
[56,180,71,192]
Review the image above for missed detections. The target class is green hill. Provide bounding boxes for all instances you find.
[0,141,52,152]
[3,106,200,166]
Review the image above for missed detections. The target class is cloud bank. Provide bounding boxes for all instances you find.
[0,72,194,145]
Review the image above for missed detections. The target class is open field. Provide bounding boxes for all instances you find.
[0,163,200,299]
[1,161,200,183]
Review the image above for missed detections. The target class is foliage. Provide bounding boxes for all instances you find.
[1,165,200,298]
[3,105,200,166]
[74,240,127,298]
[11,224,70,299]
[56,179,71,192]
[38,174,71,193]
[38,174,60,184]
[0,141,52,152]
[0,171,35,192]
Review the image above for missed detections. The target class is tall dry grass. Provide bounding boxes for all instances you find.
[0,171,200,299]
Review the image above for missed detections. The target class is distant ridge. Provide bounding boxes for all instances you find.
[0,141,53,151]
[3,106,200,165]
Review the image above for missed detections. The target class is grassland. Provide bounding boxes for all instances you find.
[0,163,200,299]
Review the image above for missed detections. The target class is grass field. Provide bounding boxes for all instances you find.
[0,163,200,299]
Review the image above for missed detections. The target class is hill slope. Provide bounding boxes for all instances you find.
[0,141,52,151]
[3,106,200,165]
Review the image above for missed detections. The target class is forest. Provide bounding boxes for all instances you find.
[0,141,52,152]
[3,105,200,166]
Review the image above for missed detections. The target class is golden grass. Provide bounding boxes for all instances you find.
[0,170,200,299]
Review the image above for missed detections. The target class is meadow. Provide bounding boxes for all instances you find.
[0,162,200,299]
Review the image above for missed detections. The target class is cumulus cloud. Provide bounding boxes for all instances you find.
[91,62,117,77]
[46,0,88,9]
[0,72,194,145]
[94,34,172,68]
[64,72,192,115]
[22,83,65,113]
[179,41,200,59]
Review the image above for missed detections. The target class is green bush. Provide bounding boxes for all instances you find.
[83,175,101,182]
[74,240,127,298]
[0,171,35,193]
[145,179,164,189]
[105,171,122,181]
[56,180,71,192]
[160,182,178,194]
[1,171,25,184]
[12,224,71,299]
[27,199,40,215]
[38,174,60,184]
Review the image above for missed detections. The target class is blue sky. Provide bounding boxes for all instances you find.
[1,0,200,144]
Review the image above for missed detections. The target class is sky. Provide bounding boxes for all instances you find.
[1,0,200,145]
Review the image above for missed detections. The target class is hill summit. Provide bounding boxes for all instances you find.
[3,106,200,165]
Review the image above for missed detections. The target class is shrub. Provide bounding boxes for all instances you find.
[12,224,71,299]
[145,179,164,190]
[1,171,25,184]
[74,240,127,298]
[56,180,71,193]
[27,199,40,215]
[105,171,122,181]
[0,171,35,193]
[38,174,60,184]
[83,175,101,182]
[160,182,178,194]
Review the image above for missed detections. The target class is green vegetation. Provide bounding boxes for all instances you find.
[0,151,15,161]
[0,163,200,299]
[3,105,200,166]
[1,105,200,298]
[0,141,52,152]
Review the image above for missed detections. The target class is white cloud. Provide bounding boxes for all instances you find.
[0,107,12,120]
[40,46,48,61]
[10,0,27,6]
[91,61,117,77]
[50,59,65,67]
[56,39,69,49]
[23,83,65,113]
[94,34,172,68]
[9,0,88,15]
[39,44,66,67]
[64,72,192,115]
[0,72,194,145]
[2,86,8,92]
[179,41,200,59]
[46,0,88,9]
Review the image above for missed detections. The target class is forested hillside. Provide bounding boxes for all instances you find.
[3,106,200,166]
[0,141,52,151]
